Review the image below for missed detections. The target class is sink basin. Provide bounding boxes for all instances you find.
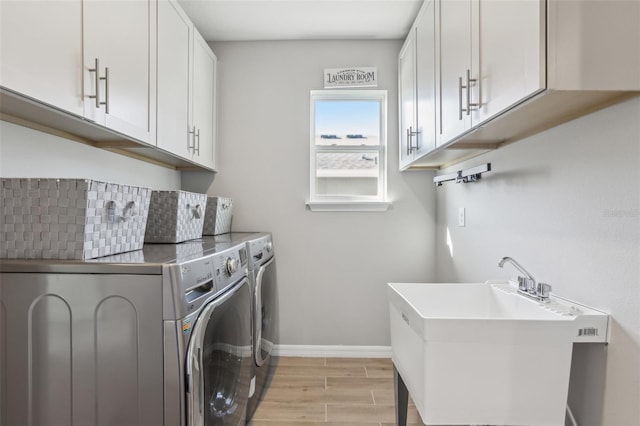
[388,281,609,426]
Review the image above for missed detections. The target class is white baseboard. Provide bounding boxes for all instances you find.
[273,344,392,358]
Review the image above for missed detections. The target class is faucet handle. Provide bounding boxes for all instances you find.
[537,283,552,300]
[517,276,528,292]
[518,276,536,293]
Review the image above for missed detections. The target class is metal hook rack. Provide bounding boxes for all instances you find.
[433,163,491,186]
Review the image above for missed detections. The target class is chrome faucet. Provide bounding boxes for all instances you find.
[498,257,552,302]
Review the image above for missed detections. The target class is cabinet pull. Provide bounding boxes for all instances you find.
[407,126,419,154]
[465,69,479,115]
[88,58,101,108]
[458,76,464,120]
[188,126,196,153]
[410,126,419,152]
[195,128,200,155]
[88,58,109,113]
[460,70,479,117]
[101,67,110,114]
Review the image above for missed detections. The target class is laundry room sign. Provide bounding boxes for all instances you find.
[324,67,377,88]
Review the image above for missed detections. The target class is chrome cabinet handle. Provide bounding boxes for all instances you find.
[195,128,200,155]
[89,58,100,108]
[188,126,196,153]
[407,126,419,154]
[460,69,479,118]
[88,58,109,113]
[466,69,479,115]
[458,76,464,120]
[101,67,109,113]
[410,126,419,152]
[100,67,109,114]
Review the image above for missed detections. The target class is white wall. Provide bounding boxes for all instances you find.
[200,40,436,346]
[435,97,640,425]
[0,121,181,189]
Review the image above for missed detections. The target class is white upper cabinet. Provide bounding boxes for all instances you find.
[191,32,218,170]
[1,0,156,144]
[437,0,544,144]
[471,0,545,126]
[401,0,640,169]
[156,0,217,170]
[83,0,156,144]
[398,32,416,170]
[0,0,84,116]
[157,0,192,160]
[413,1,436,159]
[1,0,217,171]
[436,0,473,145]
[398,0,436,170]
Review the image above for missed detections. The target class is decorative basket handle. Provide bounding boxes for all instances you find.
[187,204,203,219]
[106,200,137,223]
[122,201,137,220]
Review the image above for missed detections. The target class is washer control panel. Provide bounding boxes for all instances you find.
[248,234,274,269]
[225,256,239,275]
[180,257,215,292]
[213,244,247,293]
[165,242,248,320]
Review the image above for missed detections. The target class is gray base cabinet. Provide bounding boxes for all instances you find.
[0,273,163,426]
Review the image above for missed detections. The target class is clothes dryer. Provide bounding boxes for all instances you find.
[211,232,278,418]
[245,233,277,416]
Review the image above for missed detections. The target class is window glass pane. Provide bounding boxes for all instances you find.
[309,90,387,203]
[315,100,380,146]
[316,152,379,177]
[315,152,379,197]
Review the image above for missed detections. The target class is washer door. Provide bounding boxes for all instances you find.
[255,257,277,367]
[186,278,252,426]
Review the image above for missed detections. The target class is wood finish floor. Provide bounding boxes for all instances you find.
[248,356,426,426]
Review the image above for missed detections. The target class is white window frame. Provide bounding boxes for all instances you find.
[307,89,391,212]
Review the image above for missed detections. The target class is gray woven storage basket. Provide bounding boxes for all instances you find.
[1,178,151,259]
[203,196,233,235]
[144,190,207,243]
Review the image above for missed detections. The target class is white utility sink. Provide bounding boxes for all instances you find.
[388,281,609,426]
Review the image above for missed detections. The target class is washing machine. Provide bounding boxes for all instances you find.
[164,242,252,426]
[0,239,252,426]
[211,232,278,419]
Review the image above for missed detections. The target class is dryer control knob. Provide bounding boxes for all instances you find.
[226,257,238,275]
[265,241,273,253]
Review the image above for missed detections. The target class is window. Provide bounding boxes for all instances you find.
[307,90,389,211]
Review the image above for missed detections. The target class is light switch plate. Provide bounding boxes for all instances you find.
[458,207,465,227]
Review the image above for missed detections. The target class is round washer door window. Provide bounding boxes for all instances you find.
[187,279,252,425]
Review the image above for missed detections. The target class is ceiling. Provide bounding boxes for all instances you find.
[177,0,423,41]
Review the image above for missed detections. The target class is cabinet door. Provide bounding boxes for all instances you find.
[398,32,416,170]
[472,0,545,125]
[0,0,83,116]
[157,0,192,159]
[191,32,217,170]
[0,273,163,426]
[83,0,155,143]
[437,0,472,146]
[414,0,437,159]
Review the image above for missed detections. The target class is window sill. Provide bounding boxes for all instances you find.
[305,200,392,212]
